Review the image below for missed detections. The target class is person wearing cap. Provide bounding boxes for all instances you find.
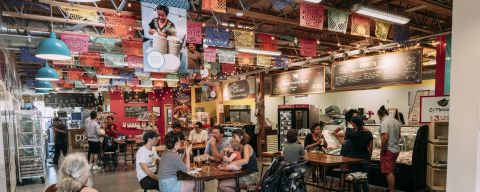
[345,116,373,192]
[136,130,160,190]
[166,121,185,142]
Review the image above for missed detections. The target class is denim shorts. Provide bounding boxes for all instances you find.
[159,176,181,192]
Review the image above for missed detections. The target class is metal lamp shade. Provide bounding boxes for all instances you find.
[35,32,71,60]
[34,80,54,90]
[35,62,60,81]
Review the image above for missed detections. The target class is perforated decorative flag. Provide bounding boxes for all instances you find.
[127,55,144,69]
[104,12,136,38]
[79,52,101,67]
[128,78,140,87]
[327,9,348,33]
[218,50,236,64]
[187,22,203,44]
[394,24,409,43]
[205,27,230,48]
[141,0,190,10]
[257,34,277,51]
[300,3,325,30]
[20,47,45,63]
[104,53,127,68]
[97,67,114,75]
[275,56,289,69]
[92,37,120,52]
[256,55,272,67]
[202,0,226,13]
[233,30,255,48]
[351,15,370,37]
[204,47,217,62]
[67,70,83,81]
[97,78,111,85]
[300,38,317,57]
[238,53,254,65]
[122,39,143,56]
[59,33,89,53]
[221,63,235,75]
[53,58,75,66]
[59,5,98,22]
[375,20,391,40]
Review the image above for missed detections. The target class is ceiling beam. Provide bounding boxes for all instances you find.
[37,0,136,16]
[404,5,428,12]
[406,0,452,15]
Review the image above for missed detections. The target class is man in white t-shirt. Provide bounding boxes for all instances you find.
[189,122,208,144]
[136,130,160,190]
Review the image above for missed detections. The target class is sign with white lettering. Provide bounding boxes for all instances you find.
[271,66,325,96]
[420,96,450,123]
[223,77,255,101]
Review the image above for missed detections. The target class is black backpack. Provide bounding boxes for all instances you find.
[261,157,309,192]
[102,136,117,152]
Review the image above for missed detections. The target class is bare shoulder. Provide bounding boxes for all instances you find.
[81,187,98,192]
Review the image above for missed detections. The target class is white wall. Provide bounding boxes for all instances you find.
[448,1,480,191]
[263,80,435,126]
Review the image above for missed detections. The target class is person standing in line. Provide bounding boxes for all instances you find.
[86,111,102,170]
[136,130,161,190]
[51,117,68,165]
[378,105,401,192]
[346,117,373,192]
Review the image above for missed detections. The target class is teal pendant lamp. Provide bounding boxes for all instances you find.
[35,32,71,60]
[35,80,54,90]
[35,89,50,94]
[35,61,60,81]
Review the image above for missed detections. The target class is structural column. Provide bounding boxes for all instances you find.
[255,73,266,154]
[448,1,480,191]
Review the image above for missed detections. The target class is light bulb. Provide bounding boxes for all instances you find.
[271,36,275,41]
[316,39,320,45]
[225,28,230,32]
[250,31,254,35]
[117,12,121,16]
[356,43,360,48]
[337,42,341,47]
[202,23,206,27]
[294,38,298,44]
[127,2,131,7]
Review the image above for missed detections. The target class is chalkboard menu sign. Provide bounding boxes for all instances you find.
[124,91,148,103]
[271,66,325,96]
[125,106,148,118]
[332,49,422,90]
[45,93,96,107]
[222,77,256,101]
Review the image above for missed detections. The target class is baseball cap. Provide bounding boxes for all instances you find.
[172,121,182,129]
[143,130,160,143]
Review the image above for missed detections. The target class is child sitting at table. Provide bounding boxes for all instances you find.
[218,142,243,171]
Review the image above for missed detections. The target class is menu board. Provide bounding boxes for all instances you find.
[125,106,148,118]
[222,77,256,101]
[124,91,148,103]
[332,49,422,90]
[271,67,325,96]
[45,93,95,107]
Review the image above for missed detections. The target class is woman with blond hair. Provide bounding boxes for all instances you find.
[43,153,97,192]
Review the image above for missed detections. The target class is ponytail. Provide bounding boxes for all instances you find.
[232,129,250,145]
[377,105,389,117]
[57,177,83,192]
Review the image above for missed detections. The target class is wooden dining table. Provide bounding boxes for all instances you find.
[155,143,207,153]
[306,152,365,192]
[179,162,250,192]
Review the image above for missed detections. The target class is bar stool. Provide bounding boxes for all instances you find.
[329,166,349,190]
[103,152,117,170]
[124,139,136,169]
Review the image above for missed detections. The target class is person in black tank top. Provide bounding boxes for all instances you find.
[217,130,259,192]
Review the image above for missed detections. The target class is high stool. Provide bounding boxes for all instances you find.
[124,139,136,169]
[345,178,368,192]
[103,152,117,170]
[329,167,349,190]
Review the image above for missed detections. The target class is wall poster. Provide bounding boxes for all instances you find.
[420,96,450,123]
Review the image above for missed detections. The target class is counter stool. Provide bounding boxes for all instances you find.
[345,178,368,192]
[329,167,349,191]
[124,139,136,169]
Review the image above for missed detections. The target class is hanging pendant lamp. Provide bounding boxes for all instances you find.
[35,80,54,90]
[35,89,50,94]
[35,61,60,81]
[35,32,71,60]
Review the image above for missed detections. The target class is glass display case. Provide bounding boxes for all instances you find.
[15,110,45,184]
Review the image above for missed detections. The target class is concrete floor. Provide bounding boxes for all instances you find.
[15,153,392,192]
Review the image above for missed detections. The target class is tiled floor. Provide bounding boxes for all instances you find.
[16,153,392,192]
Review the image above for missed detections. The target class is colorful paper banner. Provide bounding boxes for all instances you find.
[202,0,227,13]
[238,53,254,65]
[104,12,136,38]
[275,56,289,69]
[104,53,127,68]
[300,3,325,30]
[67,70,83,81]
[20,47,45,63]
[92,37,120,52]
[218,50,236,64]
[205,27,231,48]
[375,20,391,40]
[79,52,101,67]
[187,21,203,44]
[394,24,409,43]
[60,33,89,53]
[97,78,111,85]
[59,5,98,22]
[233,30,255,48]
[327,9,348,33]
[221,63,236,75]
[141,0,190,10]
[97,67,114,75]
[127,55,144,69]
[53,58,75,66]
[256,55,272,67]
[257,33,277,51]
[204,47,217,63]
[351,15,370,37]
[300,38,317,57]
[122,39,143,56]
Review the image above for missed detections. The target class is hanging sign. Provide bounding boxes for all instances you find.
[233,30,255,48]
[327,9,348,33]
[332,49,422,90]
[222,77,256,100]
[274,56,289,69]
[204,47,217,62]
[420,96,450,123]
[257,55,272,67]
[92,37,120,52]
[60,33,89,53]
[59,5,98,22]
[218,50,236,64]
[300,38,317,57]
[271,66,325,96]
[257,33,277,51]
[202,0,227,13]
[104,12,136,38]
[205,27,231,48]
[375,20,391,40]
[187,21,203,44]
[394,24,409,43]
[351,15,371,37]
[238,52,254,65]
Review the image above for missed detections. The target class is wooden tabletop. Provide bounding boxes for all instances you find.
[307,152,365,166]
[261,151,282,158]
[155,143,206,152]
[181,163,250,181]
